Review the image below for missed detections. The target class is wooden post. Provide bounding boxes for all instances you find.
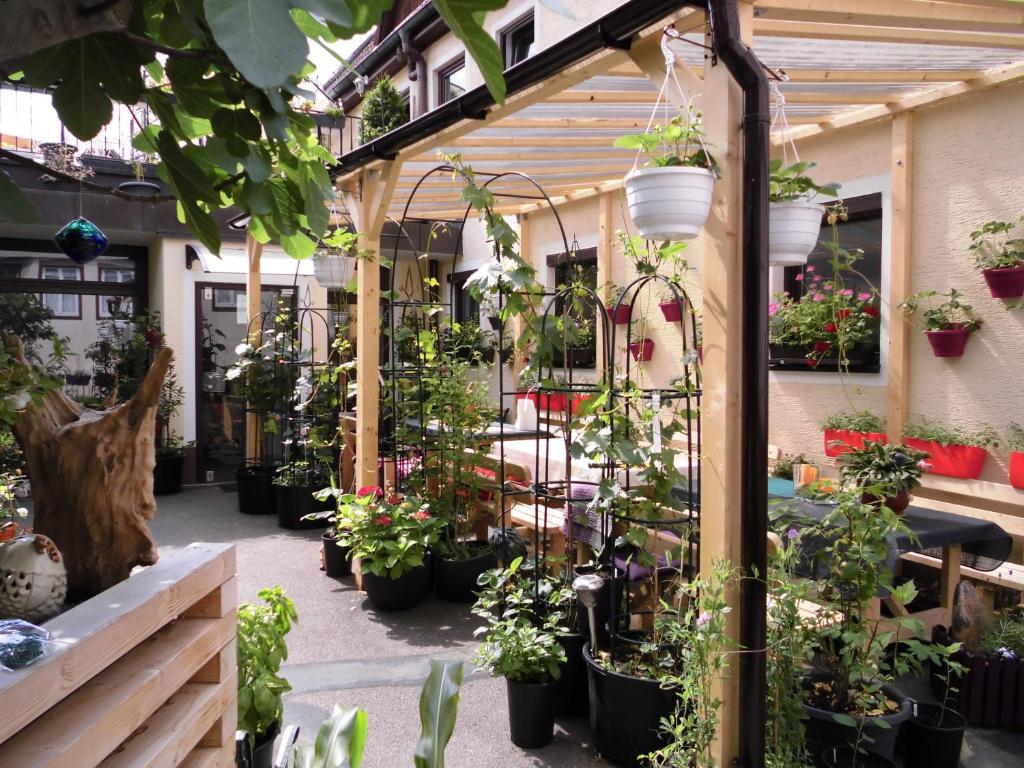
[886,113,913,442]
[700,3,753,766]
[245,231,264,462]
[596,192,613,378]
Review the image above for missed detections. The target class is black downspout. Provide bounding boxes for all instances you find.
[708,2,770,768]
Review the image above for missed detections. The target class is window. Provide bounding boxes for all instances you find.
[98,267,136,318]
[450,270,480,324]
[772,193,883,373]
[437,56,467,105]
[40,264,82,318]
[551,248,598,369]
[399,89,412,122]
[500,13,535,68]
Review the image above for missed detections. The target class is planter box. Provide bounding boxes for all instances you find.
[932,626,1024,728]
[903,438,988,480]
[768,341,879,372]
[982,266,1024,299]
[606,305,631,325]
[1010,452,1024,490]
[926,328,971,358]
[628,339,655,362]
[516,392,568,412]
[823,429,888,457]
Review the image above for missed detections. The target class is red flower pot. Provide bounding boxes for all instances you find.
[982,265,1024,299]
[571,394,592,414]
[925,328,971,358]
[517,392,566,412]
[903,438,989,480]
[1010,452,1024,490]
[606,305,631,325]
[659,301,683,323]
[628,339,655,362]
[823,429,888,457]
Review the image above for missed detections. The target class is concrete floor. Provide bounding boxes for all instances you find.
[151,486,1023,768]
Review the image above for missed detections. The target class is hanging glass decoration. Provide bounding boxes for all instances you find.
[53,216,109,265]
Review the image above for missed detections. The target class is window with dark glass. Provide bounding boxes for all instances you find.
[551,248,598,369]
[98,266,136,318]
[437,57,467,105]
[501,14,535,68]
[450,270,480,324]
[773,193,883,373]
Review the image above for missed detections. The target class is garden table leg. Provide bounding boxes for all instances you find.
[940,544,962,626]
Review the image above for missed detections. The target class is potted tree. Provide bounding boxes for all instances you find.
[821,411,887,457]
[237,587,297,768]
[768,159,839,266]
[838,440,929,514]
[899,289,982,359]
[1008,423,1024,490]
[968,216,1024,299]
[902,417,999,480]
[615,105,718,241]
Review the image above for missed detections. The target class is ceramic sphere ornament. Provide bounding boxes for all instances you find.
[53,216,109,265]
[0,534,68,622]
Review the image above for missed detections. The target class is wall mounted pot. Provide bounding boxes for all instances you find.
[623,166,715,241]
[1010,452,1024,490]
[606,305,631,325]
[506,678,556,748]
[823,429,888,458]
[658,300,684,323]
[362,562,430,611]
[902,438,989,480]
[628,339,655,362]
[769,199,825,266]
[982,265,1024,299]
[901,703,966,768]
[321,532,352,577]
[925,328,970,358]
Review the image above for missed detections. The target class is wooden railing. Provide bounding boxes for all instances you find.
[0,543,237,768]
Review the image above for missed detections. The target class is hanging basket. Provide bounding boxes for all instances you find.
[312,250,352,288]
[769,200,824,266]
[623,166,715,241]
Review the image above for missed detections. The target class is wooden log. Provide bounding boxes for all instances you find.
[4,334,171,595]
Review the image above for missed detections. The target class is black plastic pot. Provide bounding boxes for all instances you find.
[583,644,677,766]
[507,678,556,749]
[235,464,278,515]
[153,454,184,496]
[821,745,896,768]
[362,562,430,611]
[321,532,352,578]
[901,703,965,768]
[555,633,588,717]
[251,720,280,768]
[274,483,333,529]
[803,680,911,763]
[435,542,498,603]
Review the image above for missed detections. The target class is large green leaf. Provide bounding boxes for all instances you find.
[157,131,221,252]
[0,170,40,224]
[166,57,224,118]
[52,60,112,140]
[290,0,352,27]
[327,0,393,37]
[205,0,310,88]
[432,0,507,103]
[292,703,367,768]
[413,660,464,768]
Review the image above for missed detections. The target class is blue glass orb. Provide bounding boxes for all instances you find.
[53,217,109,265]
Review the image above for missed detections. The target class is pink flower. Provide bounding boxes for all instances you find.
[812,293,825,302]
[357,486,383,499]
[857,292,871,301]
[795,273,804,282]
[805,265,816,273]
[696,611,711,628]
[839,289,854,298]
[414,509,430,521]
[768,302,779,316]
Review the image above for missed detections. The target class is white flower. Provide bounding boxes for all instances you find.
[235,342,253,355]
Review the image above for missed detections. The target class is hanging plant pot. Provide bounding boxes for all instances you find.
[606,305,631,325]
[903,438,989,480]
[623,166,715,241]
[434,541,497,603]
[153,454,184,496]
[1010,452,1024,490]
[506,679,556,749]
[321,532,352,577]
[823,429,888,458]
[981,265,1024,299]
[901,703,966,768]
[925,328,971,358]
[769,200,825,266]
[658,301,684,323]
[628,339,655,362]
[274,484,333,530]
[361,562,431,611]
[312,251,351,288]
[235,463,278,515]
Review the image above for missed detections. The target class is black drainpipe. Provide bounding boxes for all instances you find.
[399,28,428,119]
[707,2,770,768]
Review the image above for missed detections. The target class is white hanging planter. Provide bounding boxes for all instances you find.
[312,250,353,288]
[623,166,715,241]
[769,199,825,266]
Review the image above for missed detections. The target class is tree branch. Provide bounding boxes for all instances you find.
[0,0,132,65]
[119,30,214,61]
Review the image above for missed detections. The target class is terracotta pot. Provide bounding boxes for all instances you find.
[823,429,888,458]
[903,438,989,480]
[925,328,971,358]
[982,265,1024,299]
[1010,452,1024,490]
[658,301,683,323]
[861,489,911,515]
[628,339,655,362]
[606,305,631,325]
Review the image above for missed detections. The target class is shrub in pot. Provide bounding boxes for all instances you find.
[615,105,719,241]
[903,644,967,768]
[272,460,333,529]
[968,216,1024,299]
[838,440,928,515]
[902,417,999,480]
[238,587,297,768]
[821,410,887,458]
[1007,423,1024,490]
[768,159,839,266]
[899,289,982,359]
[307,485,383,578]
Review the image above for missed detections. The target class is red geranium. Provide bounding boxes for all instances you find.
[812,341,832,354]
[357,485,383,499]
[835,309,852,320]
[823,322,837,333]
[864,305,880,317]
[373,514,393,526]
[144,329,161,348]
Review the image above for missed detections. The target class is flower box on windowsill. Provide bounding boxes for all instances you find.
[516,392,568,412]
[903,438,989,480]
[768,341,880,373]
[823,429,888,458]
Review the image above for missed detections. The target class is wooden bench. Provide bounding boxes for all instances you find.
[0,543,237,768]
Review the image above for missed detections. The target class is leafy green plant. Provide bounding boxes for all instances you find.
[0,337,63,429]
[978,608,1024,657]
[0,469,28,534]
[473,556,578,637]
[359,77,409,144]
[838,441,928,495]
[769,160,839,203]
[969,217,1024,270]
[0,294,58,363]
[614,107,718,173]
[821,411,884,433]
[772,452,809,481]
[156,433,193,460]
[903,416,1000,448]
[899,289,982,332]
[237,587,297,743]
[1007,423,1024,453]
[273,459,328,488]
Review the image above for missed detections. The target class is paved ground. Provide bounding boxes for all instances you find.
[151,486,1023,768]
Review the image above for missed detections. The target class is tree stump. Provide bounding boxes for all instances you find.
[5,335,171,596]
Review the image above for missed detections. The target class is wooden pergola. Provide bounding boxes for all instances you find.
[250,1,1024,764]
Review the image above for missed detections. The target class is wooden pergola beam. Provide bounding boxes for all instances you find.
[777,68,985,83]
[754,19,1024,49]
[886,112,913,442]
[756,0,1024,34]
[245,231,263,462]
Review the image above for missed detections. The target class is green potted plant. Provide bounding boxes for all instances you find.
[309,484,382,578]
[154,359,187,495]
[771,451,809,481]
[901,643,966,768]
[359,77,408,144]
[899,289,982,359]
[338,486,443,611]
[838,440,929,514]
[1008,423,1024,490]
[237,586,297,768]
[312,228,358,289]
[271,458,333,530]
[769,159,839,266]
[902,416,999,480]
[968,216,1024,298]
[617,231,692,323]
[615,104,718,241]
[821,410,887,457]
[604,281,631,325]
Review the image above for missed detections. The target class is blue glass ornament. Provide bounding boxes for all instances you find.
[53,217,109,265]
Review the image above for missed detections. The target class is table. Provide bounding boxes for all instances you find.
[405,418,552,442]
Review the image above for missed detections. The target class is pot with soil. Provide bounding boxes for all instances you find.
[250,720,280,768]
[235,463,278,515]
[860,490,911,516]
[901,702,966,768]
[821,745,896,768]
[435,541,498,603]
[555,632,588,717]
[362,560,431,611]
[274,483,334,530]
[803,678,911,762]
[507,678,556,748]
[321,531,352,577]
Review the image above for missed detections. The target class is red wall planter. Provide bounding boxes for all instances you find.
[982,266,1024,299]
[516,392,568,412]
[606,305,631,325]
[628,339,655,362]
[903,437,989,479]
[1010,452,1024,490]
[925,328,971,358]
[659,301,683,323]
[823,429,888,457]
